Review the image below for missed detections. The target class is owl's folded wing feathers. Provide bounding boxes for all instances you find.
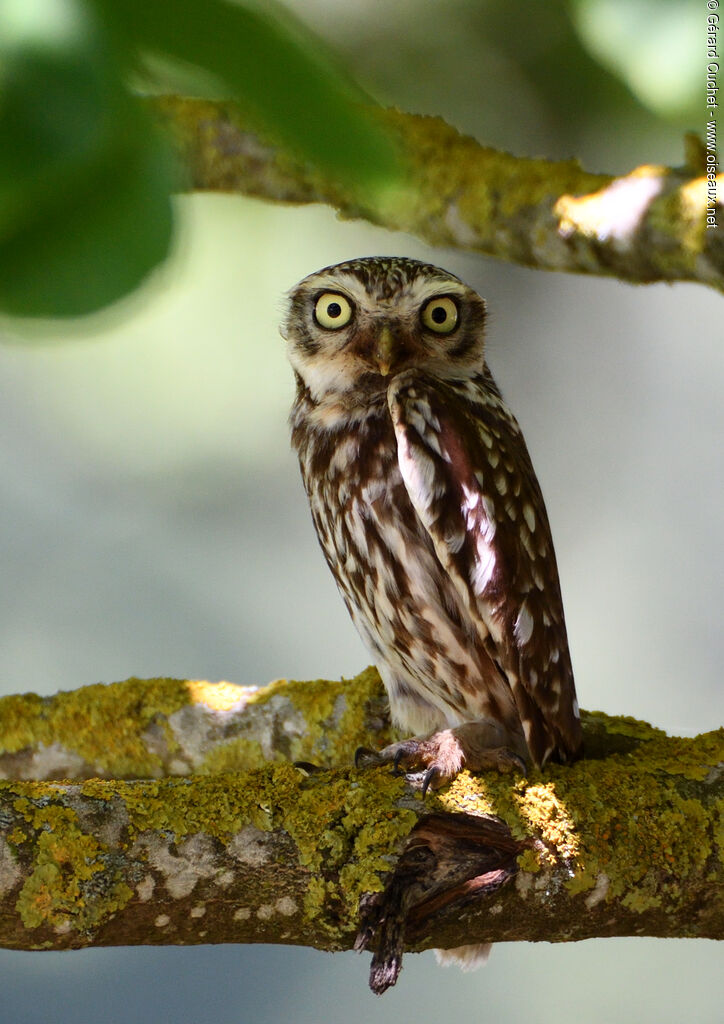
[387,370,582,767]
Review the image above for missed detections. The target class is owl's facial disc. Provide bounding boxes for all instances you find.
[284,259,488,402]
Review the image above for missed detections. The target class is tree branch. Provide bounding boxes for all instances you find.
[153,95,724,291]
[0,671,722,990]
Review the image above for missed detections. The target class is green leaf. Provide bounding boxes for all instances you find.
[95,0,401,190]
[570,0,700,117]
[0,0,400,320]
[0,119,174,318]
[0,0,174,317]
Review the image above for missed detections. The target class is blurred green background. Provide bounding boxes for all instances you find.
[1,1,721,1022]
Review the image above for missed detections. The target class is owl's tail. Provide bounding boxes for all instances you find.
[435,942,493,971]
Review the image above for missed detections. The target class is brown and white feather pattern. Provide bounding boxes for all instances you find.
[285,256,582,770]
[388,369,580,765]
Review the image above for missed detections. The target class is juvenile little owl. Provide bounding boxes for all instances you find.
[282,257,582,790]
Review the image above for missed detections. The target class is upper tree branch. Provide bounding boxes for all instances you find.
[153,96,724,291]
[1,671,722,990]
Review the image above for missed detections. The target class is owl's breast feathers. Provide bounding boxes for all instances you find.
[291,369,582,767]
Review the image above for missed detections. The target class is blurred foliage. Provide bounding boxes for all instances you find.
[0,0,174,317]
[571,0,700,118]
[0,0,702,321]
[0,0,399,319]
[301,0,697,166]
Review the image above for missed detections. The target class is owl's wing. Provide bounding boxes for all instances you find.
[388,370,582,767]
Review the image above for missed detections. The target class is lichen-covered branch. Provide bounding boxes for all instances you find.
[153,96,724,291]
[0,670,722,984]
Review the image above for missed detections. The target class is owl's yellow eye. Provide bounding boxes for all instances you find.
[314,292,353,330]
[421,296,459,334]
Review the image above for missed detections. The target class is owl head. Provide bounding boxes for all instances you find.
[282,257,487,403]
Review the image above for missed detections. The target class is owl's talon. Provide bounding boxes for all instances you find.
[421,766,440,797]
[354,746,380,768]
[352,727,531,793]
[478,747,528,775]
[392,749,408,776]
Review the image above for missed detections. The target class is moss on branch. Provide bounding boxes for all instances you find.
[152,95,724,291]
[0,670,722,965]
[0,669,396,781]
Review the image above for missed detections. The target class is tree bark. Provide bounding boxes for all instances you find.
[0,671,722,990]
[152,95,724,292]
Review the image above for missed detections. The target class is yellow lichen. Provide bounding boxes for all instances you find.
[13,800,132,934]
[196,667,399,773]
[565,865,598,896]
[378,108,608,244]
[430,723,722,918]
[0,678,192,775]
[3,673,722,937]
[88,765,299,839]
[516,848,542,874]
[437,769,497,816]
[0,693,47,755]
[214,762,417,935]
[78,756,417,937]
[548,753,718,912]
[584,710,666,741]
[514,779,580,862]
[87,757,415,939]
[713,798,724,867]
[199,738,268,774]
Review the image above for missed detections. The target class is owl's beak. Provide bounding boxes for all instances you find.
[375,326,396,377]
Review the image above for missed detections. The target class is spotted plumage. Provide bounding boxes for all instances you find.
[282,257,582,783]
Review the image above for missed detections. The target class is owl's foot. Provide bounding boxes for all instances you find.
[355,724,526,795]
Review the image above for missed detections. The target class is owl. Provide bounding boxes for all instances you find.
[282,257,582,791]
